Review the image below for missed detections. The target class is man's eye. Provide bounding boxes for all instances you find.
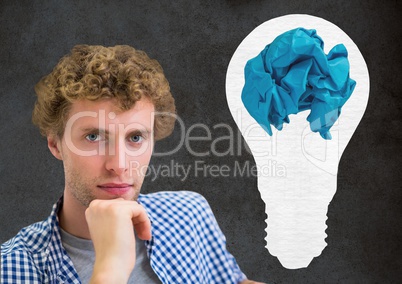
[129,135,143,143]
[85,134,100,142]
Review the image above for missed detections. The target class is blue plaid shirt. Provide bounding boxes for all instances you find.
[1,191,246,283]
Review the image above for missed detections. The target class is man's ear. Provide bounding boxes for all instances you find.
[47,135,63,160]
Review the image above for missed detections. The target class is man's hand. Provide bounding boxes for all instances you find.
[85,198,151,283]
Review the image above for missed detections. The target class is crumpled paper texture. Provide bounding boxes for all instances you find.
[241,28,356,139]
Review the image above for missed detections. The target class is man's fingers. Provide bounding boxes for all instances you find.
[133,218,152,241]
[129,204,152,241]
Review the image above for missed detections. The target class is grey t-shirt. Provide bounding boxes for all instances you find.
[60,228,161,283]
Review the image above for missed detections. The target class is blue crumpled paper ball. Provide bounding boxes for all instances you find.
[241,28,356,139]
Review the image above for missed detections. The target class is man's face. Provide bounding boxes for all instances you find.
[53,98,155,207]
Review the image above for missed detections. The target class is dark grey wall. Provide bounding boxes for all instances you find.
[0,1,401,283]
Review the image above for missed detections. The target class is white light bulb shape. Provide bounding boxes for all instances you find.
[225,14,369,269]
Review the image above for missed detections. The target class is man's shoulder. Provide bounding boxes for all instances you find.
[2,199,61,257]
[1,199,80,283]
[137,192,247,283]
[1,218,53,256]
[1,218,54,282]
[138,190,218,233]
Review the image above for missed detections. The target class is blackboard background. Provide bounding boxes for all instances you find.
[0,1,401,283]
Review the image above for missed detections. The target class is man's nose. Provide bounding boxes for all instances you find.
[105,139,128,175]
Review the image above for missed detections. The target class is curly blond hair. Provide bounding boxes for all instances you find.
[32,44,176,140]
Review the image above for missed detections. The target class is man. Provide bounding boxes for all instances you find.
[1,45,262,283]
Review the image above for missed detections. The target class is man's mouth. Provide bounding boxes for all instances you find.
[97,183,133,195]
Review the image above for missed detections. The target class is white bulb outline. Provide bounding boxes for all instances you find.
[225,14,369,269]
